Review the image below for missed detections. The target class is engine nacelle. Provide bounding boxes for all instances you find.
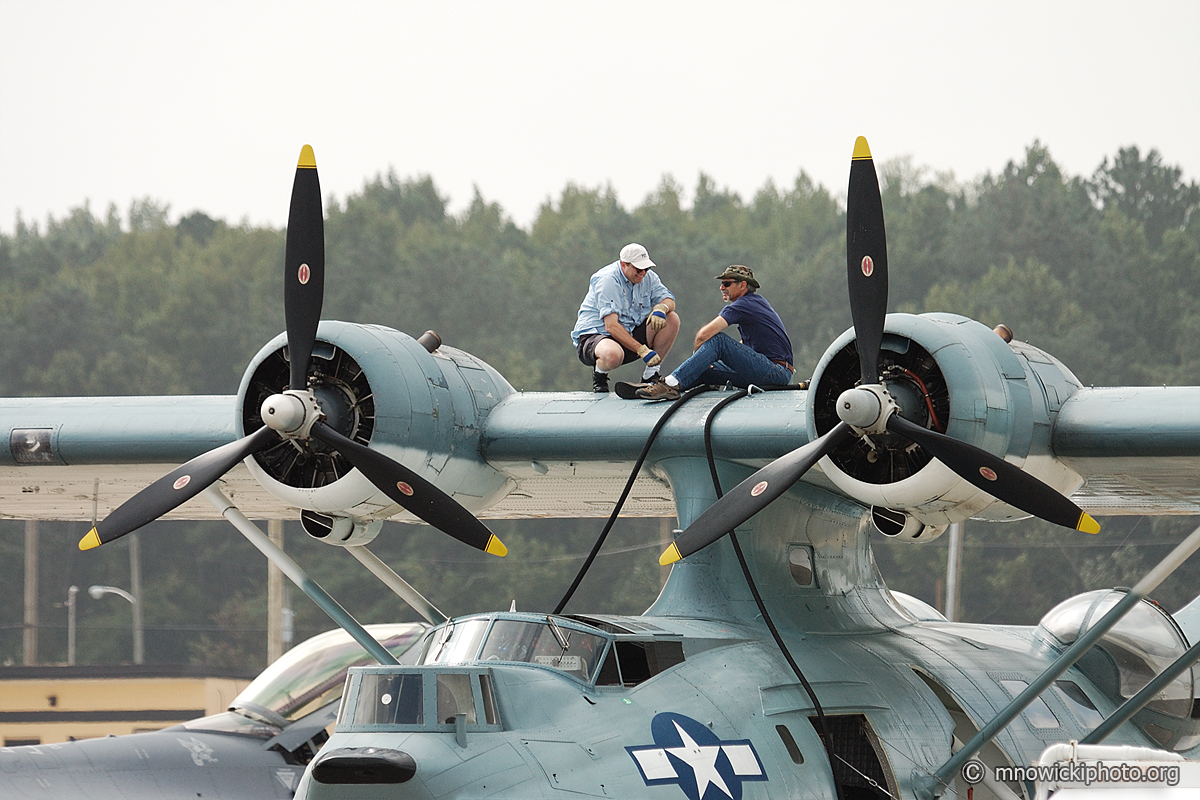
[235,320,515,523]
[809,313,1085,528]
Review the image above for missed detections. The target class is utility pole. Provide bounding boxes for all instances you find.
[129,532,144,664]
[944,521,964,622]
[67,585,79,666]
[267,519,285,663]
[24,520,38,665]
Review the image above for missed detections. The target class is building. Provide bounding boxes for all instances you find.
[0,664,255,745]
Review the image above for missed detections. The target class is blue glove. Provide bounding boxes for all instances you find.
[647,303,670,331]
[637,344,662,367]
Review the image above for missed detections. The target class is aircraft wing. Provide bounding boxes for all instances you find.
[0,395,286,521]
[0,390,816,523]
[1053,386,1200,514]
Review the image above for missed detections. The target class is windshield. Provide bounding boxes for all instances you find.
[230,623,427,722]
[421,615,608,681]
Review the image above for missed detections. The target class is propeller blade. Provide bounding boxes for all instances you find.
[309,421,507,556]
[284,144,325,390]
[847,136,889,385]
[886,414,1100,533]
[79,425,278,550]
[660,423,854,565]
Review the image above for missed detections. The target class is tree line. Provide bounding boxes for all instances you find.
[1,142,1197,669]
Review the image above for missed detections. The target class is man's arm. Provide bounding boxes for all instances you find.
[603,313,645,353]
[693,316,729,352]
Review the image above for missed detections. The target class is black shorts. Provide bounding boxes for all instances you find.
[576,322,648,367]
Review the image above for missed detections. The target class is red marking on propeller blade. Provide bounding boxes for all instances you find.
[861,256,874,277]
[173,475,191,491]
[979,467,998,482]
[298,263,310,285]
[750,481,769,497]
[396,482,414,496]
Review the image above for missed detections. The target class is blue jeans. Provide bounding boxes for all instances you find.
[671,332,793,389]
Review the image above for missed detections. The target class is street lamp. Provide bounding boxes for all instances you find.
[88,584,143,664]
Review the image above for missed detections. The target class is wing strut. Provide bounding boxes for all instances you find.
[915,522,1200,799]
[201,485,399,666]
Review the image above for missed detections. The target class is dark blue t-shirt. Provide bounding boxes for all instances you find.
[719,292,793,365]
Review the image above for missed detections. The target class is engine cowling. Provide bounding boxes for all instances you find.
[808,313,1085,528]
[235,320,515,524]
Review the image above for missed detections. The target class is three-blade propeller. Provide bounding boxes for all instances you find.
[81,146,506,558]
[660,136,1098,566]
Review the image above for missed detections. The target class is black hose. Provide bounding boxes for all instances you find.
[552,385,712,614]
[701,385,846,800]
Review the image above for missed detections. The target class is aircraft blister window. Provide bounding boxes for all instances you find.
[1038,589,1195,719]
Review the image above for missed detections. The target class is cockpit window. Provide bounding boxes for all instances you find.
[425,618,490,665]
[352,673,423,726]
[478,619,606,680]
[338,667,502,733]
[419,615,610,682]
[436,673,476,725]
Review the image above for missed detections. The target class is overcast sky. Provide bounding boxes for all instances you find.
[2,0,1197,235]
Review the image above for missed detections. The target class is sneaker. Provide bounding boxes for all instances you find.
[614,380,646,399]
[635,380,681,401]
[592,371,610,393]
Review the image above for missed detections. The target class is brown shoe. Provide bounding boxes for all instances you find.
[635,380,681,401]
[614,381,647,399]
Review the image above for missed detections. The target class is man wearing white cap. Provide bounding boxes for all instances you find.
[571,243,680,393]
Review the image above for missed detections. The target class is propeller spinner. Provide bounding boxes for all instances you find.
[81,146,506,558]
[660,137,1099,566]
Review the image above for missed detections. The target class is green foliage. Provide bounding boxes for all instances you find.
[2,141,1199,668]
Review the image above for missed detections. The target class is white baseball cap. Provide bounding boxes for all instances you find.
[620,243,656,270]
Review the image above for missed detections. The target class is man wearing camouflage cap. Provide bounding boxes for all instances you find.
[621,265,794,400]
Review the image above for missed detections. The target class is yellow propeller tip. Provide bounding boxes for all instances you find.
[485,534,507,557]
[659,543,682,566]
[852,136,872,161]
[1077,513,1101,534]
[79,528,101,551]
[297,144,316,169]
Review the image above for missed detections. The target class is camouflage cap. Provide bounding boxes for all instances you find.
[715,264,759,289]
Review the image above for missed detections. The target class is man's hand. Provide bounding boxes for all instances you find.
[646,303,670,331]
[637,344,662,367]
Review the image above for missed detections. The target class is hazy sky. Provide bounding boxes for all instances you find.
[2,0,1197,235]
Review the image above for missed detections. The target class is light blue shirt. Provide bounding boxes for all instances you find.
[571,261,674,345]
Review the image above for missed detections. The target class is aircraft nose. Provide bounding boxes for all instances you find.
[310,746,416,785]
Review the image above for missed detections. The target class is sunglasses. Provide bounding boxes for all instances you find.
[720,280,736,288]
